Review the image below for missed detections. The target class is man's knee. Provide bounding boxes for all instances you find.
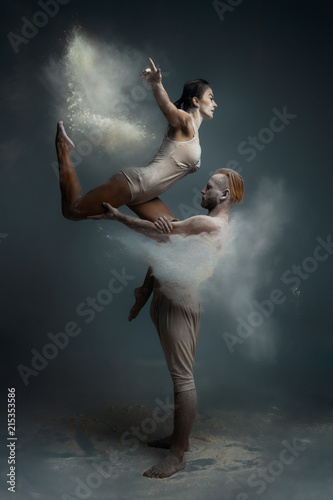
[171,374,196,394]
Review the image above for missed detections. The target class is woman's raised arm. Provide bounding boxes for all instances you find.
[141,58,190,128]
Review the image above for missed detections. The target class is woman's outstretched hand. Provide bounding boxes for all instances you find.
[140,58,161,84]
[154,216,174,233]
[87,203,119,220]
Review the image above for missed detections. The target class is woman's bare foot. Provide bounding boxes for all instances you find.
[56,120,75,151]
[143,452,186,479]
[148,435,190,451]
[128,286,152,321]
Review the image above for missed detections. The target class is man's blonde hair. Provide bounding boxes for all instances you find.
[214,168,244,203]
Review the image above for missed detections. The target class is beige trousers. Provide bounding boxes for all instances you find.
[150,287,200,393]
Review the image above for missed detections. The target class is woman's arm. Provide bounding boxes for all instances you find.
[141,58,190,128]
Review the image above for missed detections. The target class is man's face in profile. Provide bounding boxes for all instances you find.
[201,175,225,210]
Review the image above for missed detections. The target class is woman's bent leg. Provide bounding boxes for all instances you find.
[69,173,131,220]
[127,199,176,320]
[128,197,177,223]
[128,267,154,321]
[56,122,131,220]
[56,121,82,218]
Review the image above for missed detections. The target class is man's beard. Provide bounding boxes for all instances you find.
[201,197,218,210]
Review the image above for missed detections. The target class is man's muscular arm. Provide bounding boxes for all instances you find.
[156,215,219,236]
[87,203,169,241]
[88,204,219,240]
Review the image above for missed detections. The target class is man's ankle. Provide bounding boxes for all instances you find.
[169,445,186,459]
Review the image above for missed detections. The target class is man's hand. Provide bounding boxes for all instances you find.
[140,58,162,84]
[87,202,119,220]
[154,216,173,233]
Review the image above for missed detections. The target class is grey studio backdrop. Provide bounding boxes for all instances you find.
[1,1,333,499]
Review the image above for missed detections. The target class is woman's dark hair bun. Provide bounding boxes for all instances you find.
[174,79,210,110]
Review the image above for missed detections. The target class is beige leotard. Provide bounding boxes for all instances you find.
[121,115,201,206]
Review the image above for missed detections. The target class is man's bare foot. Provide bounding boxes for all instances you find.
[148,435,190,451]
[56,121,75,151]
[143,452,186,479]
[128,286,152,321]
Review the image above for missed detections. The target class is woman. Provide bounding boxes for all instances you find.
[56,58,217,223]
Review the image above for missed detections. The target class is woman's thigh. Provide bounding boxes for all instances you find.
[71,172,132,217]
[128,197,177,222]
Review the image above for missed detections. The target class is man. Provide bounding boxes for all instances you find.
[89,168,244,478]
